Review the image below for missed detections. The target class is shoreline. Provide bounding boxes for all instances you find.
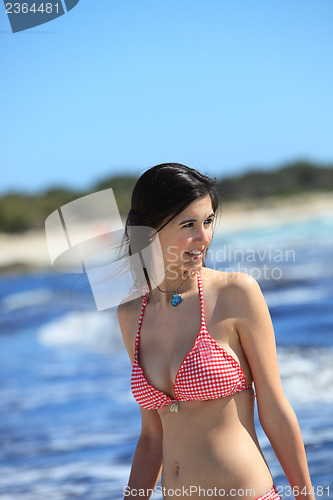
[217,191,333,232]
[1,192,332,273]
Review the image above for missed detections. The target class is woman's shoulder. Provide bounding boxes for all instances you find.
[202,268,259,293]
[117,292,143,324]
[201,268,263,309]
[117,293,146,362]
[117,292,144,335]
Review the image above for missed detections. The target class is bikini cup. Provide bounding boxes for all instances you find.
[131,272,253,410]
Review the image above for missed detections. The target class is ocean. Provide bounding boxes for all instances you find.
[0,213,332,499]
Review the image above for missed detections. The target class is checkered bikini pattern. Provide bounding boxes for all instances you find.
[131,272,253,410]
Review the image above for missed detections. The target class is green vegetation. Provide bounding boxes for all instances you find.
[0,187,85,233]
[93,174,138,214]
[0,161,332,233]
[217,161,333,201]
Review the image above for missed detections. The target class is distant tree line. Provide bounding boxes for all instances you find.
[0,161,332,233]
[217,161,333,201]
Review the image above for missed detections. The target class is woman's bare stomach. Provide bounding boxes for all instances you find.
[158,390,273,500]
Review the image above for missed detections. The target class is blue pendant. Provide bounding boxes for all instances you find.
[171,293,182,307]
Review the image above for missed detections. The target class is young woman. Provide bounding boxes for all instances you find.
[117,163,314,500]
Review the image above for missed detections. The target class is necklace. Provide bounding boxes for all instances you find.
[152,273,192,307]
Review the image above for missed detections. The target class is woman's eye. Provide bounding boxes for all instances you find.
[182,218,214,229]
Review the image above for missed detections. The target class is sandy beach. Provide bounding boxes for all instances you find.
[0,192,332,272]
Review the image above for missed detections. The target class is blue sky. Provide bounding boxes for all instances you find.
[0,0,332,194]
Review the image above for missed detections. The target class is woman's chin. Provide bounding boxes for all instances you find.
[183,259,203,274]
[164,258,203,278]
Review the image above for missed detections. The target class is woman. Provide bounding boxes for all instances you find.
[117,163,314,500]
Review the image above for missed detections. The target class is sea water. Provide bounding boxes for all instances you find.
[0,213,332,499]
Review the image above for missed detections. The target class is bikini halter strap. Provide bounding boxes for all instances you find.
[135,294,147,349]
[136,271,206,342]
[196,271,206,327]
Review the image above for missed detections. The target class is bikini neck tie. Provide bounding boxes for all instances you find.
[170,402,180,412]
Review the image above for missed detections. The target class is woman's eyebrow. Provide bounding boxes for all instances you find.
[178,213,215,225]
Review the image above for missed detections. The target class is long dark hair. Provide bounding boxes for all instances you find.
[123,163,219,289]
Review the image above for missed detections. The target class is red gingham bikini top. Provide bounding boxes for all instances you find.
[131,272,253,410]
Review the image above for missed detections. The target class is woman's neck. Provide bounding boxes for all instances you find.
[148,268,200,305]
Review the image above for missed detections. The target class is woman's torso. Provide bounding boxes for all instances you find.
[158,393,272,499]
[131,269,273,498]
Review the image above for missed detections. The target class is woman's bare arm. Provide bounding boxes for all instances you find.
[233,273,315,500]
[118,301,163,500]
[125,407,163,499]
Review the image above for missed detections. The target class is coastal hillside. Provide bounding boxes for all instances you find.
[0,161,332,233]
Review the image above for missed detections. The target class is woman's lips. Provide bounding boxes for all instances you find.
[185,251,203,260]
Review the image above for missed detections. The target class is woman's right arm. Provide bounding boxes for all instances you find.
[125,407,163,499]
[118,302,163,500]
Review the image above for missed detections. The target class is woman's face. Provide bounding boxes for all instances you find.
[157,194,215,277]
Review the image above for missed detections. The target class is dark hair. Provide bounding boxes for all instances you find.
[123,164,219,284]
[126,163,219,232]
[69,163,219,306]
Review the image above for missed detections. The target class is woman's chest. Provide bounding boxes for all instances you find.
[138,302,240,391]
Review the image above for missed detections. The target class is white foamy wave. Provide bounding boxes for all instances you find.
[264,286,332,308]
[0,461,130,500]
[278,261,333,281]
[1,288,55,311]
[37,310,122,352]
[216,214,333,249]
[277,347,333,405]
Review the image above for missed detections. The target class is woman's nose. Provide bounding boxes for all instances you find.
[194,225,211,245]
